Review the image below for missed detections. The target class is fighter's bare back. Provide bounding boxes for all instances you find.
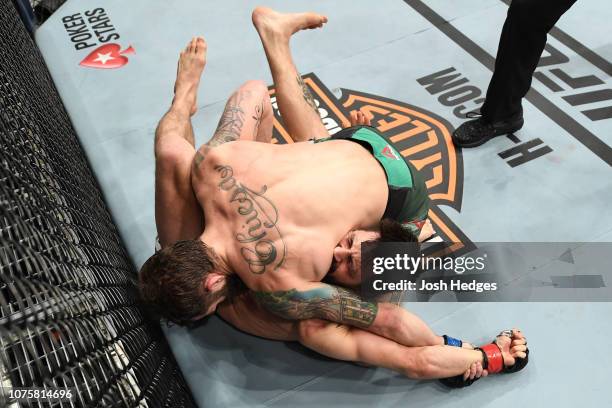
[191,138,388,291]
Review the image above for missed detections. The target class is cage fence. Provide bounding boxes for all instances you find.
[29,0,67,25]
[1,1,195,407]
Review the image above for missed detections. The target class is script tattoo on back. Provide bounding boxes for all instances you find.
[215,164,286,274]
[255,285,378,328]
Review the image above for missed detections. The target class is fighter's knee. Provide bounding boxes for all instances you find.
[239,80,269,99]
[297,319,328,342]
[155,142,185,167]
[376,303,402,338]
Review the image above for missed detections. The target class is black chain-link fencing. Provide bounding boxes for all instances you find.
[30,0,66,26]
[0,1,196,406]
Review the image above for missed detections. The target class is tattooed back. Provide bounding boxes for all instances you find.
[191,140,388,292]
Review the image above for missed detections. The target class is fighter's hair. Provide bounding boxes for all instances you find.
[138,239,219,326]
[360,219,421,290]
[360,218,420,261]
[378,218,419,243]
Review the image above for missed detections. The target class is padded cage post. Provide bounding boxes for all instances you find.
[0,2,196,407]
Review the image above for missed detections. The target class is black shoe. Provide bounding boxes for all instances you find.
[452,111,524,148]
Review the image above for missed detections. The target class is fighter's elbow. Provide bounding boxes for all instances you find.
[297,319,328,342]
[254,290,312,321]
[374,303,403,338]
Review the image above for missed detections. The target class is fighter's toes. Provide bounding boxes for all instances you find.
[252,7,327,38]
[306,15,327,29]
[195,37,207,54]
[298,12,327,30]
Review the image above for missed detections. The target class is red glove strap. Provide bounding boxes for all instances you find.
[480,343,504,374]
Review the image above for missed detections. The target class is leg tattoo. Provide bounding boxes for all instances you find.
[252,99,265,139]
[209,91,248,147]
[297,75,318,114]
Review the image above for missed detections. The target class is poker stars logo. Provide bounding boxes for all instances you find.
[61,8,134,69]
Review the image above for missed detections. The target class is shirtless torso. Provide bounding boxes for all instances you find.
[192,139,388,292]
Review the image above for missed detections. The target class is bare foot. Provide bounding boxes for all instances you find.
[495,328,528,367]
[252,7,328,44]
[173,36,207,116]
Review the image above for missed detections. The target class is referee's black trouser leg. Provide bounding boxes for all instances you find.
[481,0,577,122]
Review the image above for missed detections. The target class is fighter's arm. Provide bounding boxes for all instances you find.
[218,292,480,380]
[254,282,436,347]
[297,319,483,380]
[154,110,202,248]
[216,291,300,341]
[155,115,239,248]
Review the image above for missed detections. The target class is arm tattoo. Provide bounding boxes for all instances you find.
[296,75,319,114]
[215,164,286,274]
[255,285,378,328]
[208,91,248,147]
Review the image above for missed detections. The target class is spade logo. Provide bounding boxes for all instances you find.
[79,43,135,69]
[381,145,399,160]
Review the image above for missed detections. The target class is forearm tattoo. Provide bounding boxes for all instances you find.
[297,75,318,114]
[215,164,286,274]
[255,285,379,328]
[209,91,248,147]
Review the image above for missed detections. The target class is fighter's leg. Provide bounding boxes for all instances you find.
[252,7,329,142]
[208,80,273,146]
[155,37,207,248]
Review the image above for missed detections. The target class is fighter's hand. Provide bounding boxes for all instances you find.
[496,328,528,367]
[344,110,372,128]
[510,329,528,360]
[463,361,488,381]
[417,219,435,242]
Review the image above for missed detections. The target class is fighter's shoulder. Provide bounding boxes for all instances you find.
[192,142,232,172]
